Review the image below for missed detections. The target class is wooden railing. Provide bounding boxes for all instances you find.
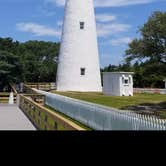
[10,83,18,94]
[23,84,38,94]
[25,82,56,91]
[23,94,45,106]
[19,94,85,131]
[0,93,17,104]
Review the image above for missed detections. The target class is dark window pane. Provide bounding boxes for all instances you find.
[80,22,85,29]
[81,68,85,75]
[125,79,128,84]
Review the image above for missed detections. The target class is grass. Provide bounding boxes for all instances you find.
[50,91,166,119]
[51,91,166,109]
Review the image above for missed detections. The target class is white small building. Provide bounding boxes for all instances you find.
[103,72,134,96]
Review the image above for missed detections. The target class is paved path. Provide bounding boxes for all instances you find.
[0,104,36,130]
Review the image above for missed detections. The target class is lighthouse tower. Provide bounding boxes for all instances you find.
[56,0,102,92]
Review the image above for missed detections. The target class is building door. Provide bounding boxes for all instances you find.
[124,84,129,96]
[123,77,130,96]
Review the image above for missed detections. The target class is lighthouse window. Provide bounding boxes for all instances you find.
[80,22,85,29]
[81,68,86,75]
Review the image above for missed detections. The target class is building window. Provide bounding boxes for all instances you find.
[80,68,86,76]
[80,22,85,29]
[122,76,125,84]
[125,79,129,84]
[122,75,129,85]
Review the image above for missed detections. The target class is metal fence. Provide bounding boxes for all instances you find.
[134,88,166,94]
[34,89,166,130]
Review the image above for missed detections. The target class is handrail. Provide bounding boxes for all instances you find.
[23,84,38,94]
[25,82,56,91]
[0,92,17,104]
[19,94,86,131]
[9,83,18,94]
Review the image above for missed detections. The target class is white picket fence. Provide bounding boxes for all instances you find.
[134,88,166,94]
[34,89,166,130]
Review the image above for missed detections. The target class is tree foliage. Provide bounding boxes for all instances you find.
[0,38,60,90]
[126,11,166,63]
[126,11,166,88]
[0,50,21,90]
[103,11,166,88]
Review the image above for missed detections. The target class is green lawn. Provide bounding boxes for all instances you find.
[50,91,166,119]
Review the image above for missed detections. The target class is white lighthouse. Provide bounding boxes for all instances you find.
[56,0,102,92]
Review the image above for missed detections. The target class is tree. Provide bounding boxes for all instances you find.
[126,11,166,63]
[125,11,166,88]
[19,40,59,82]
[0,37,60,91]
[0,51,21,90]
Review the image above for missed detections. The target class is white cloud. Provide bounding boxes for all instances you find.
[57,21,63,27]
[97,23,131,37]
[16,21,131,39]
[16,22,61,37]
[110,37,132,46]
[45,0,160,7]
[96,14,117,22]
[95,0,159,7]
[40,9,56,17]
[45,0,65,6]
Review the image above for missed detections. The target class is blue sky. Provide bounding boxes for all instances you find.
[0,0,166,67]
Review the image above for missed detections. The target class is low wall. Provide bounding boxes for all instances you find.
[34,89,166,131]
[134,88,166,94]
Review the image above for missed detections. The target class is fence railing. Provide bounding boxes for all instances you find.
[134,88,166,94]
[0,83,18,104]
[35,89,166,130]
[23,94,45,106]
[19,94,85,131]
[25,82,56,91]
[10,83,18,94]
[23,84,39,94]
[0,93,17,104]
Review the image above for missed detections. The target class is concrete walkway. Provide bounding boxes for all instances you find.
[0,104,36,130]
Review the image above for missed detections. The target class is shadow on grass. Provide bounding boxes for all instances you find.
[121,101,166,118]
